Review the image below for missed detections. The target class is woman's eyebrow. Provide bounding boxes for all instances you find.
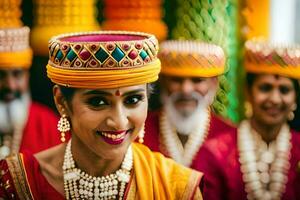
[83,90,112,96]
[122,89,145,96]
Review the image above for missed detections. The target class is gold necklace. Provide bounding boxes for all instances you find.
[238,120,291,200]
[159,107,210,166]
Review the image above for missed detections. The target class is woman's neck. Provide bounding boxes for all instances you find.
[250,118,283,143]
[70,136,125,177]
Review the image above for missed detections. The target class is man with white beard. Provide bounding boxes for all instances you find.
[143,40,235,168]
[0,27,62,159]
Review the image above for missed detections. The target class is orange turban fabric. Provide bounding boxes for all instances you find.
[46,31,161,88]
[158,40,226,78]
[245,38,300,79]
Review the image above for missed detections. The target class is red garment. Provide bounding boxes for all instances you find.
[19,102,62,154]
[143,110,236,169]
[196,129,300,200]
[0,151,64,199]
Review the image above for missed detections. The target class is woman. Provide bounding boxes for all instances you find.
[0,31,203,199]
[195,39,300,200]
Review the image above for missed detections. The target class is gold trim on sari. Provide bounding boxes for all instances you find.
[125,172,137,200]
[182,170,203,200]
[6,154,34,200]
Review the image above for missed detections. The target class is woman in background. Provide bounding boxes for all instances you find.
[196,38,300,200]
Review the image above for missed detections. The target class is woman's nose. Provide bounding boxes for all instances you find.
[269,89,282,104]
[105,105,129,130]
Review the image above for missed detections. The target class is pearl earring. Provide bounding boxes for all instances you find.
[138,125,145,143]
[57,114,70,142]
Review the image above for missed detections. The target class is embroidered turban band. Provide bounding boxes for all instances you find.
[0,26,33,69]
[47,31,161,88]
[158,40,226,77]
[245,38,300,79]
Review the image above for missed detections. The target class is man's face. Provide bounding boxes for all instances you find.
[161,75,218,117]
[0,69,29,102]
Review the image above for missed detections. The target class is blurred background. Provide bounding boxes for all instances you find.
[6,0,300,125]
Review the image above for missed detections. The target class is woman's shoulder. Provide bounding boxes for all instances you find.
[34,143,65,187]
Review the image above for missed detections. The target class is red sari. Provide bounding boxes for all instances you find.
[19,102,63,153]
[196,129,300,200]
[144,110,236,170]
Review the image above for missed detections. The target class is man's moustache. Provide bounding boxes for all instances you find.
[0,89,21,100]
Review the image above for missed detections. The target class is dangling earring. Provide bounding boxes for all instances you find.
[244,101,253,119]
[288,104,297,121]
[57,114,70,142]
[138,125,145,143]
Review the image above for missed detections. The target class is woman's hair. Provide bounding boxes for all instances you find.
[59,83,155,103]
[246,73,300,131]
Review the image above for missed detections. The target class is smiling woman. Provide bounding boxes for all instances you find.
[196,38,300,200]
[0,31,203,200]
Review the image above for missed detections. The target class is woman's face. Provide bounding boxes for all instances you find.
[249,74,296,126]
[62,84,148,159]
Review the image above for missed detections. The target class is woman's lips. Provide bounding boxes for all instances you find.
[96,130,131,145]
[264,107,281,115]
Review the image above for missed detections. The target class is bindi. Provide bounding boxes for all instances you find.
[115,89,121,96]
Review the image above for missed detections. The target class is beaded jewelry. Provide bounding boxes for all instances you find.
[63,140,133,200]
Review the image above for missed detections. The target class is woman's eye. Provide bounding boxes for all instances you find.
[279,86,292,95]
[124,95,144,105]
[258,84,272,92]
[87,97,108,107]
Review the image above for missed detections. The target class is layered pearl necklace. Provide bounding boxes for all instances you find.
[238,120,291,200]
[63,140,133,200]
[159,107,210,166]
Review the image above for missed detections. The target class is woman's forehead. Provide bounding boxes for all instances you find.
[78,84,147,95]
[255,74,293,83]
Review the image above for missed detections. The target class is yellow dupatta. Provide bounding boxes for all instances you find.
[128,143,203,200]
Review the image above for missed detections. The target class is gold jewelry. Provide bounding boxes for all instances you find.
[238,120,291,200]
[57,114,70,142]
[287,111,295,121]
[288,103,297,121]
[244,101,253,119]
[138,125,145,144]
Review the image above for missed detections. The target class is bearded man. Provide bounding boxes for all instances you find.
[144,40,235,168]
[0,27,62,158]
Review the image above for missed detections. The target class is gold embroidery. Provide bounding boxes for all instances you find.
[125,173,137,200]
[6,154,34,200]
[4,180,10,190]
[182,170,203,200]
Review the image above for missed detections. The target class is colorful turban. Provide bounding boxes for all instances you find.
[47,31,161,88]
[0,26,33,69]
[158,40,226,78]
[245,38,300,79]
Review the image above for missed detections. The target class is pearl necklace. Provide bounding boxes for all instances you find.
[63,140,133,200]
[238,120,291,200]
[159,107,210,166]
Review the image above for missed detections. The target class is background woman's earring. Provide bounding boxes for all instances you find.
[288,112,295,121]
[57,114,70,142]
[288,104,297,121]
[138,126,145,143]
[244,101,253,119]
